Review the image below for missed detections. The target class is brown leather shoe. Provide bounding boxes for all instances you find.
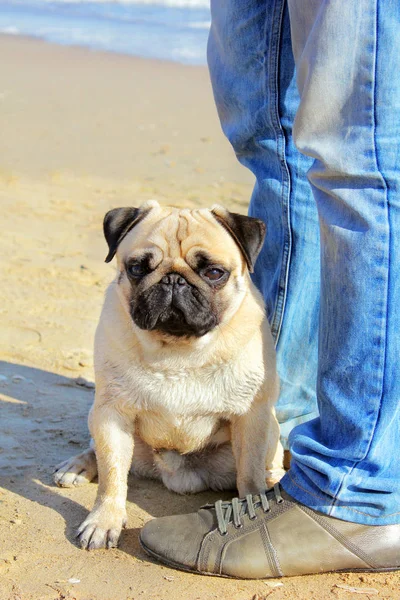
[139,484,400,578]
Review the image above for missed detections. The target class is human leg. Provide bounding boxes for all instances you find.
[281,0,400,525]
[207,0,320,448]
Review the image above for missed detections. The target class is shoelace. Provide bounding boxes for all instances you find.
[214,483,284,535]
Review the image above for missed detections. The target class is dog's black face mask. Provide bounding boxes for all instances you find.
[131,272,218,337]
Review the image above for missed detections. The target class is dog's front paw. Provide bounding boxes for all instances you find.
[266,468,286,488]
[76,505,127,550]
[53,448,97,488]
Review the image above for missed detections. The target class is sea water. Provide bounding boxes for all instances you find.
[0,0,211,64]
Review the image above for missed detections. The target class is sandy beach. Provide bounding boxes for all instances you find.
[0,34,398,600]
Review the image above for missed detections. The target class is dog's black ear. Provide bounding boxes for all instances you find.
[103,206,149,263]
[211,207,266,272]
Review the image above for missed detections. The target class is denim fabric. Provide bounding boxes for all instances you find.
[208,0,400,524]
[208,1,320,449]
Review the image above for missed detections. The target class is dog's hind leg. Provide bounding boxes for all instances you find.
[154,450,208,494]
[155,444,237,494]
[53,444,98,488]
[194,443,237,492]
[53,436,162,488]
[131,435,161,481]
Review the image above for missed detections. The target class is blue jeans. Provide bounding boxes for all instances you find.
[208,0,400,525]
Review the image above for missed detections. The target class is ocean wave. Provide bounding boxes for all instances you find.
[187,20,210,29]
[0,0,210,64]
[31,0,210,7]
[0,25,20,34]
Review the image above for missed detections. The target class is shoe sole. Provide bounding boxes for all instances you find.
[139,535,400,579]
[139,536,232,578]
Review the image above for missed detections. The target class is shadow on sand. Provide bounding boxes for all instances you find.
[0,360,232,561]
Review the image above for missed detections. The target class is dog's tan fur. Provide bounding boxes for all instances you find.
[54,201,284,549]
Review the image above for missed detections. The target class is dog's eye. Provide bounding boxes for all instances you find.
[127,263,146,277]
[203,268,226,281]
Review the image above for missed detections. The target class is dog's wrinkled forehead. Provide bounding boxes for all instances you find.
[104,200,266,272]
[118,205,242,268]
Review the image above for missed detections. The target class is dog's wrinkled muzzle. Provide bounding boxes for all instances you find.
[132,272,217,337]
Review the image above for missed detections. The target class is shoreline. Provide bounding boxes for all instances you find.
[0,0,210,66]
[0,31,207,69]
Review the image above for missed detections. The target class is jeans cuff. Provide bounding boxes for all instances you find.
[280,469,400,526]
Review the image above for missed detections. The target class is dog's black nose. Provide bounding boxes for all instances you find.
[161,273,187,286]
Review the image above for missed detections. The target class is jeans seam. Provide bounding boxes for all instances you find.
[266,0,292,346]
[330,0,390,513]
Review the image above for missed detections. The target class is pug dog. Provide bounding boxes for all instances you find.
[53,200,284,550]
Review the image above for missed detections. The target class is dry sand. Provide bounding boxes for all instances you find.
[0,34,398,600]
